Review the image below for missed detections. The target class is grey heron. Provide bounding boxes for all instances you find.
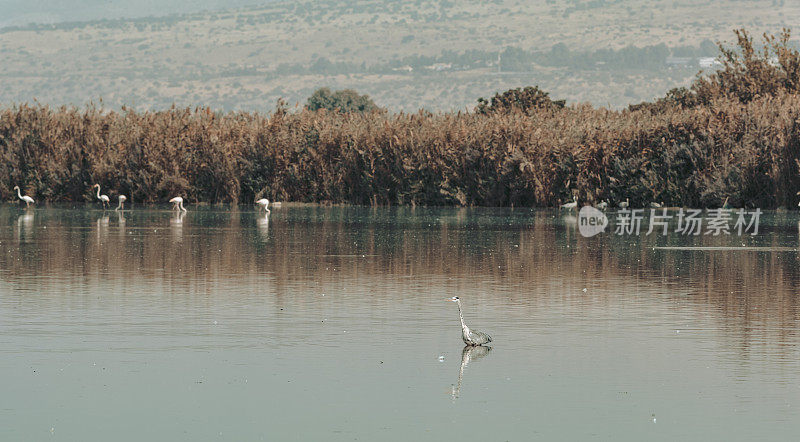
[448,297,492,346]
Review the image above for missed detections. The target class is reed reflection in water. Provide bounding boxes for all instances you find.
[0,205,799,441]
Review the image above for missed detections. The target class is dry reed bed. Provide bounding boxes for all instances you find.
[2,93,800,207]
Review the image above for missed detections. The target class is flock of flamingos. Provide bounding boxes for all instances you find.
[12,184,273,213]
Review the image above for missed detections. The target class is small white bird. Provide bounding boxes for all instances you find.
[93,184,110,209]
[256,198,271,213]
[618,198,629,209]
[649,201,663,208]
[116,195,127,211]
[13,186,35,207]
[169,196,187,212]
[560,196,578,210]
[596,201,608,210]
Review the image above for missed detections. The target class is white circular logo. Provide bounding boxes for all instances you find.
[578,206,608,237]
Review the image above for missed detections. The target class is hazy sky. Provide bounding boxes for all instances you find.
[0,0,275,27]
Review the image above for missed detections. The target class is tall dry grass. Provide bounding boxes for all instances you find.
[1,93,800,207]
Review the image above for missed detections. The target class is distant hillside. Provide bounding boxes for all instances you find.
[0,0,274,28]
[0,0,797,111]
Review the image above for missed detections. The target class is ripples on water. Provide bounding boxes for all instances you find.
[0,205,798,440]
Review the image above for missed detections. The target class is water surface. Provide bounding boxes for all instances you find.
[1,205,799,440]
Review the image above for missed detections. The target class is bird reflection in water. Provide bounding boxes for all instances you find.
[117,210,126,236]
[15,211,35,242]
[170,210,186,241]
[450,344,492,400]
[96,212,110,241]
[257,213,270,240]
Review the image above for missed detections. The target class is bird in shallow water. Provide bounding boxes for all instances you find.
[13,186,35,207]
[169,196,187,212]
[560,196,578,210]
[448,296,492,346]
[92,184,110,209]
[256,198,271,214]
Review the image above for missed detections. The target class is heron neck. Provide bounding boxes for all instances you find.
[96,186,101,199]
[16,187,22,199]
[457,301,468,332]
[179,200,186,212]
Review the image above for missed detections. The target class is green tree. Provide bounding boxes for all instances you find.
[306,87,378,112]
[476,86,565,114]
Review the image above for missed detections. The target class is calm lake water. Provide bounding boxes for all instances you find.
[1,205,799,441]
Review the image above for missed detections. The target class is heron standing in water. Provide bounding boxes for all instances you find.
[448,297,492,346]
[116,195,127,211]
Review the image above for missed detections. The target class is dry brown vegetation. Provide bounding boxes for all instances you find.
[2,29,800,208]
[1,93,798,208]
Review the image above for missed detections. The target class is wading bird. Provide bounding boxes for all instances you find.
[93,184,110,208]
[256,198,271,214]
[649,201,663,208]
[169,196,187,212]
[448,297,492,346]
[618,198,629,209]
[596,201,609,210]
[13,186,35,207]
[560,196,578,210]
[116,195,127,211]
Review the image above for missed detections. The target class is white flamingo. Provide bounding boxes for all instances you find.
[618,198,630,209]
[256,198,271,214]
[13,186,35,207]
[560,196,578,210]
[169,196,187,212]
[93,184,110,209]
[116,195,127,211]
